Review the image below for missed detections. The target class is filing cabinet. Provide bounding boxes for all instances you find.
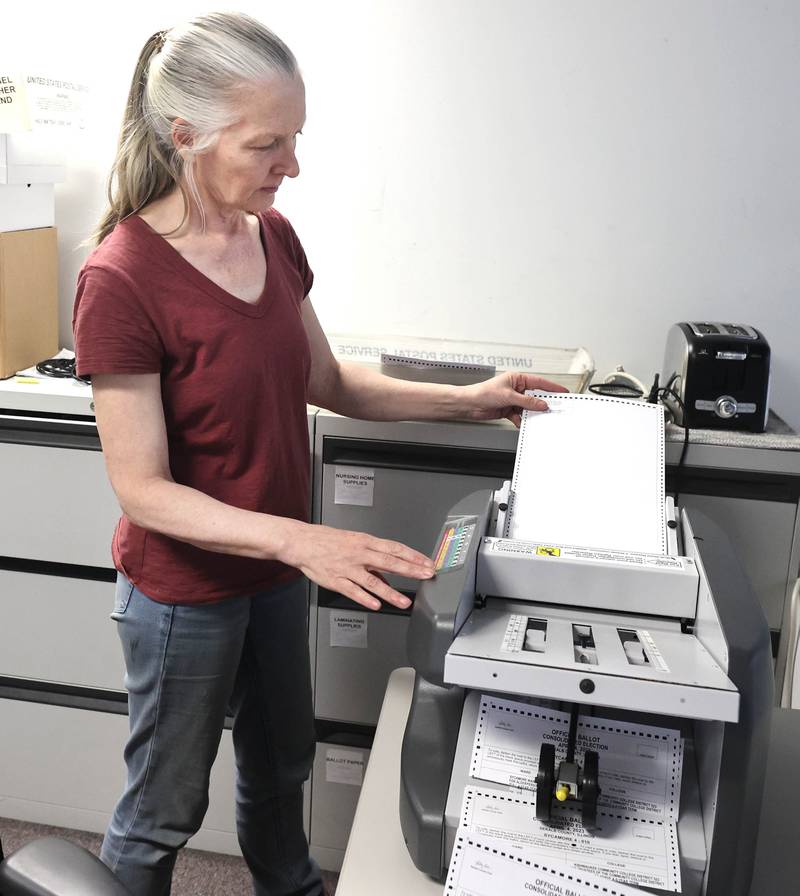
[0,403,318,856]
[308,413,519,870]
[311,417,518,728]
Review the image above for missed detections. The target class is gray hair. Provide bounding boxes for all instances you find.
[92,11,298,244]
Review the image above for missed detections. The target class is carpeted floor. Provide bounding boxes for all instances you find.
[0,818,338,895]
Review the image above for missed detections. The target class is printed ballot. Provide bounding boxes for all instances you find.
[470,695,683,821]
[445,836,649,896]
[459,787,681,892]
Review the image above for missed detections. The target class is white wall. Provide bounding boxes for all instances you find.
[5,0,798,425]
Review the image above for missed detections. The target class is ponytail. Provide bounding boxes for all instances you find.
[92,31,184,245]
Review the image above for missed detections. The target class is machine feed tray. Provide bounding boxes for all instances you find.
[444,603,739,722]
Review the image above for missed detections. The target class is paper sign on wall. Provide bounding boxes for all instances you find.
[325,747,365,786]
[330,610,368,648]
[0,75,32,132]
[0,73,89,133]
[334,465,375,506]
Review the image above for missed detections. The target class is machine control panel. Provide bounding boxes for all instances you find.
[432,515,478,572]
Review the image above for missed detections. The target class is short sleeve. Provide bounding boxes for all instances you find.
[266,210,314,299]
[73,265,164,377]
[287,222,314,298]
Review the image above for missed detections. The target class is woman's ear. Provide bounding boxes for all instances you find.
[171,118,196,154]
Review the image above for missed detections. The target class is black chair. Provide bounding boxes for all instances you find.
[0,834,131,895]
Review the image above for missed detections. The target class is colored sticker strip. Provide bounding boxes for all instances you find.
[434,527,456,570]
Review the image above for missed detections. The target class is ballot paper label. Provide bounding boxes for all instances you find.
[458,788,681,892]
[330,611,368,648]
[334,466,375,506]
[446,836,649,896]
[325,748,364,786]
[470,695,683,821]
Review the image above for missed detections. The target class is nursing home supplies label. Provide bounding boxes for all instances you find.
[458,787,681,892]
[504,393,667,555]
[470,696,683,821]
[334,465,375,506]
[445,836,648,896]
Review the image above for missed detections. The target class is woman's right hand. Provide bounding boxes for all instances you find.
[282,522,436,611]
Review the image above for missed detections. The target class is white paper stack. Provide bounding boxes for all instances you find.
[504,393,667,555]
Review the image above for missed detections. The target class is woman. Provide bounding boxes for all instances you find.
[73,11,564,896]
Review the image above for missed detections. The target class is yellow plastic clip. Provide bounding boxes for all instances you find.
[555,785,570,802]
[15,376,40,384]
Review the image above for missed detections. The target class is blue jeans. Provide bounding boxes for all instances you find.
[101,573,323,896]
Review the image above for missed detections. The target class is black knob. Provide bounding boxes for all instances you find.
[498,503,508,512]
[579,679,595,694]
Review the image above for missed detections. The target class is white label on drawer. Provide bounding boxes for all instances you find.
[326,747,365,786]
[334,466,375,506]
[330,611,368,648]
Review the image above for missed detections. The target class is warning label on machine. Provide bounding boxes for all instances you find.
[493,540,684,569]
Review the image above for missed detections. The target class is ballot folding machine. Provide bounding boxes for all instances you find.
[399,479,773,896]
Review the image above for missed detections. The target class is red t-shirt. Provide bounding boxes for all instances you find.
[73,209,313,604]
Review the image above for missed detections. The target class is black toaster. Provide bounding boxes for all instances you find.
[661,322,770,432]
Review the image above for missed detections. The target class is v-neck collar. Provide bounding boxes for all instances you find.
[127,213,271,318]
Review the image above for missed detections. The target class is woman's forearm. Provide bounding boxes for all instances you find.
[121,476,303,562]
[326,360,472,422]
[119,475,435,612]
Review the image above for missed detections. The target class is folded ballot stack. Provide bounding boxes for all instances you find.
[444,693,684,896]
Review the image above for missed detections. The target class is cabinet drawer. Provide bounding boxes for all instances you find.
[0,441,119,568]
[315,606,409,726]
[0,570,124,692]
[0,699,240,854]
[0,699,128,818]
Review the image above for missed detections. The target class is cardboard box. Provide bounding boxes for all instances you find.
[0,227,58,378]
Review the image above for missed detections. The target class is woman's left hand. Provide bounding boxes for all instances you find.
[462,372,569,428]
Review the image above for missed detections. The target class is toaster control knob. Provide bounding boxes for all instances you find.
[715,396,738,419]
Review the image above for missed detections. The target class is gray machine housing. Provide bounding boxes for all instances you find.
[399,488,773,895]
